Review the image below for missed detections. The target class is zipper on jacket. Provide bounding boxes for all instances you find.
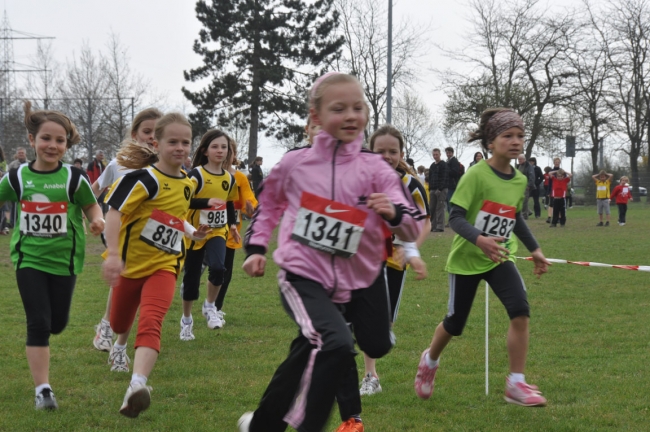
[331,140,341,292]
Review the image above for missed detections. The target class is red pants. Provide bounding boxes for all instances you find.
[110,270,176,352]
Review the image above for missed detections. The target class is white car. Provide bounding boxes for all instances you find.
[639,186,647,196]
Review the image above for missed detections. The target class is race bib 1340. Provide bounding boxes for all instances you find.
[20,201,68,238]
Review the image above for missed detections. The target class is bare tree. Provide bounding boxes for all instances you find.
[100,33,148,152]
[588,0,650,198]
[392,91,438,161]
[60,43,109,159]
[334,0,427,132]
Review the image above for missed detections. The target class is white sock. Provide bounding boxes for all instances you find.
[35,383,51,395]
[182,315,193,324]
[509,373,525,384]
[130,373,148,386]
[113,342,127,351]
[203,299,215,309]
[425,352,439,369]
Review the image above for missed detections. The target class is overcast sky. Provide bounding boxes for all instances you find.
[4,0,584,169]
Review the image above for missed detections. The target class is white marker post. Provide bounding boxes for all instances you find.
[485,282,490,396]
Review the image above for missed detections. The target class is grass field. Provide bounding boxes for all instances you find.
[1,203,649,431]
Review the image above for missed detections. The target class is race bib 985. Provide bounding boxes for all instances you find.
[474,200,516,239]
[199,204,227,228]
[291,192,367,258]
[140,209,184,254]
[20,201,68,238]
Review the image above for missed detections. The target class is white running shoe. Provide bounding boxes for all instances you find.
[119,382,152,418]
[359,372,382,396]
[180,318,195,341]
[202,304,223,329]
[238,412,254,432]
[35,388,58,410]
[108,346,130,372]
[93,320,113,352]
[217,310,226,327]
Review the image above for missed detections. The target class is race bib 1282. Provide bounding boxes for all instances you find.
[291,192,367,258]
[474,200,516,240]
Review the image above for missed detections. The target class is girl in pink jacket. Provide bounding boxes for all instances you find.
[238,72,425,432]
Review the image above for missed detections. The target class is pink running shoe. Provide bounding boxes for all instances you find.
[414,349,438,399]
[504,378,547,407]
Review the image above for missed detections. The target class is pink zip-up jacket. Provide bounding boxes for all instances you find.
[244,131,426,303]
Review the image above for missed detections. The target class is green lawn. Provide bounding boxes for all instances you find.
[1,203,649,431]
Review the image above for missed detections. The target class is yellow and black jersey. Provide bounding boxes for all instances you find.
[185,165,239,250]
[387,172,429,271]
[105,165,195,279]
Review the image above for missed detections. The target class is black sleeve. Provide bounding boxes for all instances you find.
[448,158,460,183]
[227,201,236,226]
[448,205,482,244]
[427,163,435,189]
[512,212,540,252]
[440,161,449,190]
[189,198,211,209]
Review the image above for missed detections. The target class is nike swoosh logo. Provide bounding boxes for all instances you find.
[169,220,178,225]
[36,205,52,212]
[498,208,510,214]
[325,205,348,214]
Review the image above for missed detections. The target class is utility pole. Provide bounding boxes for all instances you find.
[386,0,393,124]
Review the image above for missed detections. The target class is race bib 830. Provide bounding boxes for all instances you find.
[140,209,184,254]
[291,192,367,258]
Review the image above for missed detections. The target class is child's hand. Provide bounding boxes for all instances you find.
[408,256,428,280]
[230,225,241,244]
[367,193,396,220]
[530,249,551,278]
[89,217,105,236]
[193,224,211,239]
[208,198,226,207]
[243,254,266,277]
[245,200,255,216]
[103,255,124,287]
[476,235,510,263]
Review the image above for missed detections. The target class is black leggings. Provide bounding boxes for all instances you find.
[16,267,76,346]
[215,246,236,310]
[443,261,529,336]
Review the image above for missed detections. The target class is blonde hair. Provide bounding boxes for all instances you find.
[598,169,607,177]
[23,100,81,148]
[557,168,566,176]
[117,112,191,170]
[130,107,163,138]
[620,176,629,183]
[309,73,366,112]
[223,137,238,170]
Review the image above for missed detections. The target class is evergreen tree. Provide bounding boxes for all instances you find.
[183,0,342,164]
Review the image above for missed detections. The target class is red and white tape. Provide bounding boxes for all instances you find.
[516,257,650,272]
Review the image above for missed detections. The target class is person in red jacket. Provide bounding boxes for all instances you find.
[610,176,633,226]
[86,150,106,184]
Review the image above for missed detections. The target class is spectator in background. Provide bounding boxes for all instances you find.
[182,156,192,171]
[428,148,448,232]
[528,157,544,218]
[73,158,84,170]
[249,156,263,198]
[6,147,29,229]
[516,154,535,220]
[417,165,426,183]
[444,147,461,213]
[469,151,483,167]
[8,147,28,170]
[406,157,416,173]
[86,150,106,184]
[592,170,614,226]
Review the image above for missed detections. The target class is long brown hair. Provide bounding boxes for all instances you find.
[369,124,417,177]
[192,129,233,169]
[23,100,81,148]
[130,107,163,138]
